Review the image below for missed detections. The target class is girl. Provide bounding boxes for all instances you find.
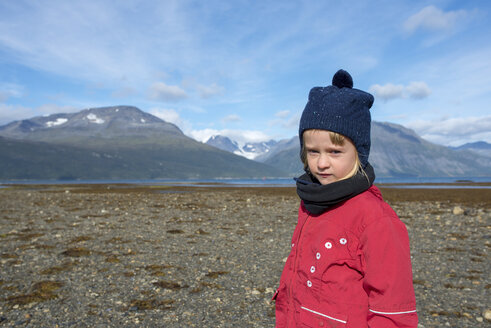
[273,70,418,327]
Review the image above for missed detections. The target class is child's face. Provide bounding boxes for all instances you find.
[303,130,358,185]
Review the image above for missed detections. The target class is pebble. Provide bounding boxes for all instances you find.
[453,206,464,215]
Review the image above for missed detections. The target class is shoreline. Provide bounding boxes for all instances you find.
[2,182,491,205]
[1,176,490,187]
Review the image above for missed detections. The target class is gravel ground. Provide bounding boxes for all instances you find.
[0,184,489,327]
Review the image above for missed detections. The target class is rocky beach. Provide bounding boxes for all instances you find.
[0,183,490,327]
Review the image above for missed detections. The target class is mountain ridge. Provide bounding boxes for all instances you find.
[206,122,491,178]
[450,141,491,159]
[1,106,490,179]
[0,106,286,180]
[0,106,184,142]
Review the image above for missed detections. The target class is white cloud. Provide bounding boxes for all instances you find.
[37,104,79,116]
[0,2,195,85]
[197,83,224,99]
[275,110,290,118]
[111,86,137,99]
[0,83,24,102]
[404,6,467,34]
[149,107,196,134]
[222,114,241,123]
[284,113,301,129]
[150,108,180,124]
[0,1,392,101]
[406,46,491,104]
[149,82,188,102]
[0,103,78,125]
[406,115,491,146]
[148,108,270,146]
[186,105,207,114]
[369,82,431,101]
[269,111,300,130]
[0,1,487,148]
[369,83,404,101]
[188,128,220,143]
[406,81,431,99]
[0,104,32,124]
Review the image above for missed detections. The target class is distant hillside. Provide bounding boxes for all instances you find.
[369,122,490,177]
[0,106,285,180]
[256,122,491,178]
[451,141,491,159]
[3,106,489,180]
[255,137,302,175]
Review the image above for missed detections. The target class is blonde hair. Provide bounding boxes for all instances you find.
[301,130,364,181]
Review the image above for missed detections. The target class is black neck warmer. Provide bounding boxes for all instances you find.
[295,163,376,215]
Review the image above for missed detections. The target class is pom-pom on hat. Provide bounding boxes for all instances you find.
[299,69,374,168]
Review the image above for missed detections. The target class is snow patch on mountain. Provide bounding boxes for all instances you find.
[205,134,277,160]
[86,113,104,124]
[46,118,68,127]
[234,149,256,160]
[236,141,276,160]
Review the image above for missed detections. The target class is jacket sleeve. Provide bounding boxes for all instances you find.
[360,211,418,328]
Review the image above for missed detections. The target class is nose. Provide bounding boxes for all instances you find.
[317,153,331,170]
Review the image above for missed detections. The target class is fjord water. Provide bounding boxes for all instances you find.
[1,176,491,188]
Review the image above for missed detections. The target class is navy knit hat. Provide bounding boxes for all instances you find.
[299,69,374,168]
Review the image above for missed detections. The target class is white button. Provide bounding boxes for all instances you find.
[325,242,332,249]
[340,238,347,245]
[291,243,295,248]
[310,266,315,273]
[316,252,321,260]
[307,280,312,287]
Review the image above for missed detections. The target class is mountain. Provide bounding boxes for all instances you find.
[0,106,286,180]
[205,135,240,153]
[205,135,277,160]
[255,137,301,173]
[3,107,490,180]
[451,141,491,158]
[0,106,182,142]
[253,122,491,177]
[369,122,490,177]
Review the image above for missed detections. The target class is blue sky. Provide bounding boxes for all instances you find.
[0,0,490,147]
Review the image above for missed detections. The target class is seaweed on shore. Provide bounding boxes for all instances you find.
[125,298,174,311]
[61,247,92,257]
[5,281,64,307]
[152,280,188,290]
[40,260,79,275]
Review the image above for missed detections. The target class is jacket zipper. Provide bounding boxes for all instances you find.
[288,213,311,325]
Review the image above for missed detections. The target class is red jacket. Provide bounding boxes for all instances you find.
[274,186,417,327]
